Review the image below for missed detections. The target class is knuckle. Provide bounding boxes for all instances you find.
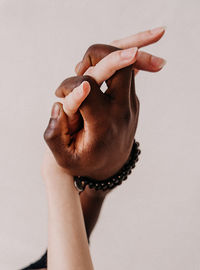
[86,44,101,55]
[43,124,57,142]
[82,74,97,85]
[57,76,84,97]
[56,84,72,98]
[43,128,53,142]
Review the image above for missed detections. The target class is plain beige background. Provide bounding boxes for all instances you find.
[0,0,200,269]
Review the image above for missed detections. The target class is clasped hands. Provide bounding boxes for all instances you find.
[43,27,166,186]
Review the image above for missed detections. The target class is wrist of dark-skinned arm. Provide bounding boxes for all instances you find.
[80,186,108,239]
[84,185,110,198]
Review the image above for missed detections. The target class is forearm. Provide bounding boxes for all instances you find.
[80,187,107,239]
[45,170,94,270]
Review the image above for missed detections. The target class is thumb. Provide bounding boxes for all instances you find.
[43,102,73,169]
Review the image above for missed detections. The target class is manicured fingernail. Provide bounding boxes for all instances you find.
[151,56,167,69]
[150,26,166,35]
[51,103,60,119]
[74,82,84,96]
[121,47,138,60]
[75,81,90,96]
[82,81,90,92]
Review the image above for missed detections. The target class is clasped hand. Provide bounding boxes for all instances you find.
[43,27,166,181]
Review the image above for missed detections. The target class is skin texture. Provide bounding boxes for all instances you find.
[44,26,166,181]
[75,26,166,75]
[44,45,139,181]
[41,30,167,270]
[43,150,94,270]
[30,27,166,270]
[44,27,166,235]
[60,48,141,235]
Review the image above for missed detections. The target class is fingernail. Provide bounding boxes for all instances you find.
[82,81,90,93]
[151,56,167,69]
[51,103,60,119]
[75,81,90,97]
[121,47,138,60]
[150,26,166,35]
[74,82,84,95]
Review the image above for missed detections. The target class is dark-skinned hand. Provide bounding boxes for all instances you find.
[44,27,166,181]
[44,44,139,180]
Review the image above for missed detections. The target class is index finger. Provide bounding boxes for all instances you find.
[110,26,165,49]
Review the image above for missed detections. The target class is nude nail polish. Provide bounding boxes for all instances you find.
[150,26,166,35]
[151,56,167,69]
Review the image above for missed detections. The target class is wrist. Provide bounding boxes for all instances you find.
[83,186,108,199]
[42,149,74,185]
[74,140,141,192]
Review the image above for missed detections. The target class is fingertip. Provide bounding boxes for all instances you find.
[53,102,67,118]
[82,80,91,95]
[51,102,61,119]
[75,61,82,75]
[62,81,90,117]
[55,86,65,98]
[163,26,167,32]
[73,81,91,99]
[150,26,166,36]
[73,81,90,98]
[151,56,167,70]
[44,102,65,142]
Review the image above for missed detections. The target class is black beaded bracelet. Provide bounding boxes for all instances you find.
[74,140,141,192]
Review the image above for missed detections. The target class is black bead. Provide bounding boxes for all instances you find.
[89,182,95,189]
[74,140,140,191]
[108,182,114,188]
[102,185,108,191]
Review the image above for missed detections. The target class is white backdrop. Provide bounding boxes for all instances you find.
[0,0,200,269]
